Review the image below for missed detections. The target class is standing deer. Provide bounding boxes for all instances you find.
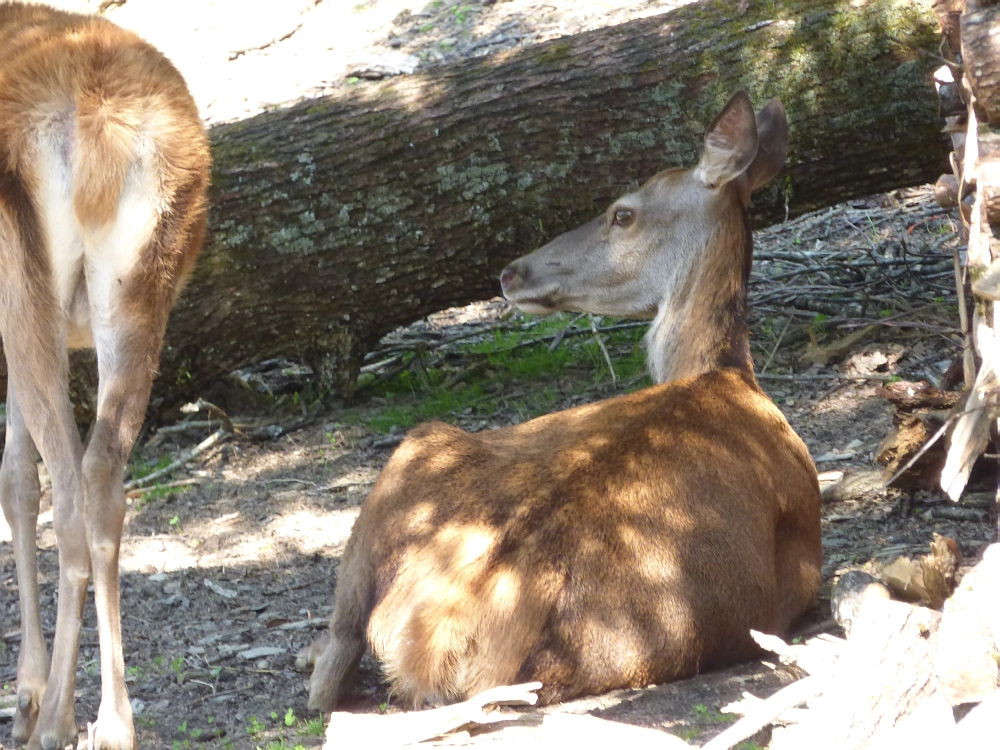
[307,91,821,711]
[0,4,210,748]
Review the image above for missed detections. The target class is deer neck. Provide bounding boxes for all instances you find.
[644,207,754,384]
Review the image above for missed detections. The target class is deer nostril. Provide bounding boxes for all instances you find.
[500,266,518,292]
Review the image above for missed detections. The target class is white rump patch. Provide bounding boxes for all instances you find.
[34,124,162,350]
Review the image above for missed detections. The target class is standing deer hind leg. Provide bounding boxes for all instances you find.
[74,162,188,749]
[81,311,164,750]
[0,386,47,745]
[0,198,91,750]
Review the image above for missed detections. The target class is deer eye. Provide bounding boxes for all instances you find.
[613,208,634,227]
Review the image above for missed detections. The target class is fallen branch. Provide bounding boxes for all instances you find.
[761,316,793,374]
[180,398,234,433]
[322,680,693,748]
[125,477,205,499]
[702,676,824,750]
[323,682,543,747]
[756,372,900,383]
[125,428,230,490]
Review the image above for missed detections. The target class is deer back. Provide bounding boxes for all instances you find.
[308,92,820,712]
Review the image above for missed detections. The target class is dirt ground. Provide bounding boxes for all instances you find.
[2,1,999,749]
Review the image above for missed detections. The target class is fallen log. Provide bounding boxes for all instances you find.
[0,0,950,413]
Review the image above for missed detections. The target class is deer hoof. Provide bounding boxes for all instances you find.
[12,686,41,745]
[87,713,137,750]
[35,715,79,750]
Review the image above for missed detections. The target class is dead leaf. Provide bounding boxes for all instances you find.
[882,556,928,602]
[845,343,905,377]
[921,534,960,609]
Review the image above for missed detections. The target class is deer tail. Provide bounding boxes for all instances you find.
[72,91,138,227]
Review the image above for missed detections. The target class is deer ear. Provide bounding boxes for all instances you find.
[695,90,758,189]
[743,98,788,192]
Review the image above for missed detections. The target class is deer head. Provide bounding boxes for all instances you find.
[500,91,788,383]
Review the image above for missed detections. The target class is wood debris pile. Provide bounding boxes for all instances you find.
[922,0,1000,502]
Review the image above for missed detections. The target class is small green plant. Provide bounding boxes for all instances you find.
[170,655,186,683]
[674,726,702,741]
[284,708,296,727]
[347,312,649,436]
[453,3,469,22]
[736,743,764,750]
[247,715,266,738]
[378,701,388,713]
[261,740,306,750]
[809,312,829,337]
[128,455,172,482]
[168,515,181,532]
[692,703,736,725]
[418,22,434,32]
[299,716,324,737]
[131,482,177,511]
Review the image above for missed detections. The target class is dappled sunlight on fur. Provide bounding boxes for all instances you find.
[310,371,821,709]
[307,92,821,713]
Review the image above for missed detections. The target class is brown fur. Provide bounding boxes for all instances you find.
[0,4,209,748]
[308,93,822,712]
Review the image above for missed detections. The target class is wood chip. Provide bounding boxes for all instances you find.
[238,646,286,660]
[203,579,239,599]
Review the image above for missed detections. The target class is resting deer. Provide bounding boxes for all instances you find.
[307,91,821,711]
[0,4,210,748]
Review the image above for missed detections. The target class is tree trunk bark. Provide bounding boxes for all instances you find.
[0,0,949,413]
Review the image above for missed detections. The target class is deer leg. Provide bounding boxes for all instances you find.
[0,385,48,744]
[81,313,165,750]
[1,326,90,750]
[307,538,372,711]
